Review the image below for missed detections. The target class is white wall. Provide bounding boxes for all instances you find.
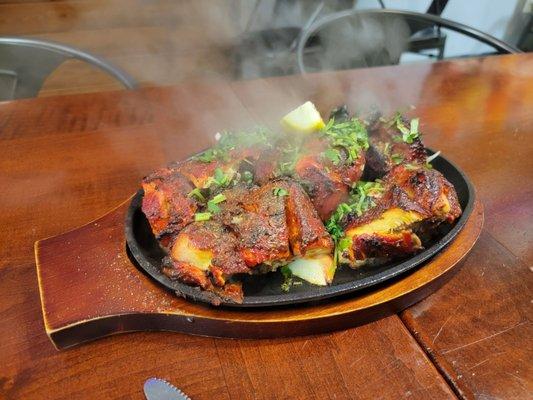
[356,0,519,56]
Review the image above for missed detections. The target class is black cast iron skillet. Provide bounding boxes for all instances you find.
[125,152,474,308]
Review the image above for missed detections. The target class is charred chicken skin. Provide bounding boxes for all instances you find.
[337,163,461,267]
[160,178,333,304]
[364,113,427,180]
[141,166,198,247]
[140,103,462,304]
[253,116,368,220]
[294,117,368,220]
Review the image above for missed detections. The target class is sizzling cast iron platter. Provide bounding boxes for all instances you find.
[126,153,474,308]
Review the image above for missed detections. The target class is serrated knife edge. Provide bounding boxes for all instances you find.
[144,378,191,400]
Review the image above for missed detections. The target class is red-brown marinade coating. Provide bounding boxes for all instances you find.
[221,182,291,267]
[141,167,197,245]
[342,164,462,265]
[295,136,365,220]
[364,118,427,179]
[281,180,334,257]
[351,231,421,260]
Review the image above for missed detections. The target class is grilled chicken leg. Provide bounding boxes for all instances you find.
[338,164,462,266]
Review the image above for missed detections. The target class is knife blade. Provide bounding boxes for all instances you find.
[143,378,191,400]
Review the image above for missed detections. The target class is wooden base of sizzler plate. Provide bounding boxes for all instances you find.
[35,197,483,350]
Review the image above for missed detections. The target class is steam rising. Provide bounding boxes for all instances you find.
[33,4,421,146]
[317,14,411,71]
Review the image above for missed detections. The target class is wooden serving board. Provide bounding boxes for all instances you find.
[35,197,483,350]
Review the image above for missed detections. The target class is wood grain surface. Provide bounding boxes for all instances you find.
[1,54,532,399]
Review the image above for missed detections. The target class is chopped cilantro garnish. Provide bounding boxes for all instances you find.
[321,117,369,165]
[391,153,404,165]
[410,118,419,135]
[188,188,206,202]
[195,148,221,163]
[351,181,385,216]
[323,148,341,165]
[194,212,212,222]
[214,168,227,184]
[206,193,226,214]
[205,168,232,188]
[207,202,221,213]
[280,265,293,292]
[210,193,226,203]
[389,112,420,144]
[241,170,254,185]
[404,163,419,171]
[325,202,353,266]
[325,181,385,266]
[325,202,353,242]
[273,187,289,197]
[338,237,352,252]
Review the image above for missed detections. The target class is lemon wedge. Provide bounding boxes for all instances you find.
[281,101,325,134]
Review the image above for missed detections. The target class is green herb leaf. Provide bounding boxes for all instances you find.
[210,194,226,204]
[396,119,410,136]
[241,170,254,184]
[188,188,206,202]
[280,265,293,292]
[410,118,419,136]
[273,187,289,197]
[214,168,227,184]
[205,167,233,188]
[321,117,369,165]
[338,237,352,252]
[387,113,420,144]
[323,148,341,165]
[207,202,221,213]
[206,193,226,214]
[196,149,217,163]
[391,153,404,165]
[325,202,352,242]
[194,212,212,222]
[398,117,419,144]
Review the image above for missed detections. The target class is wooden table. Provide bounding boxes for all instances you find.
[1,54,531,400]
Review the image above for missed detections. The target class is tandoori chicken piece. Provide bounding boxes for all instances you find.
[141,166,198,246]
[141,157,237,246]
[243,114,369,221]
[162,220,249,304]
[364,113,427,180]
[141,136,265,246]
[219,180,333,266]
[162,179,334,303]
[337,164,461,266]
[283,180,334,257]
[222,182,292,268]
[173,158,234,189]
[294,117,368,220]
